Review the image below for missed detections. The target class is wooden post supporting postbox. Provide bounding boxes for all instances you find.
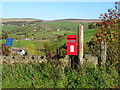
[66,25,84,68]
[78,25,84,65]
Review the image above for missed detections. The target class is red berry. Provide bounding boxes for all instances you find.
[100,14,103,16]
[115,2,118,4]
[108,9,111,12]
[105,13,108,17]
[37,77,40,79]
[118,33,120,36]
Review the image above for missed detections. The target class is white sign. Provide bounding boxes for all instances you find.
[70,45,74,52]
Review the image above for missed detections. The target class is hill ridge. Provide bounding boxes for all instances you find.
[0,18,101,23]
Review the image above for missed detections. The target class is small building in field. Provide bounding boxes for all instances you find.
[12,47,28,55]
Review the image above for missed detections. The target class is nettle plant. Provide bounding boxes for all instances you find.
[89,2,120,64]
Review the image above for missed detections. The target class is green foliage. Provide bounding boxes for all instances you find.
[43,42,52,51]
[25,44,36,55]
[2,61,118,88]
[2,31,8,39]
[2,25,21,32]
[84,29,98,42]
[43,42,56,59]
[97,64,118,88]
[89,2,119,64]
[88,23,96,29]
[60,48,66,57]
[2,45,12,56]
[83,42,90,54]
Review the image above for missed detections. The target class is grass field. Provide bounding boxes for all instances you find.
[1,28,98,49]
[36,21,89,30]
[4,29,98,46]
[2,25,21,32]
[12,40,44,48]
[84,29,98,42]
[2,21,89,40]
[1,21,98,48]
[1,21,98,56]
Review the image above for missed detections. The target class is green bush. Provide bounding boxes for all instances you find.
[83,42,90,54]
[2,61,118,88]
[60,48,66,57]
[98,64,118,88]
[2,31,8,39]
[88,23,96,29]
[89,2,119,65]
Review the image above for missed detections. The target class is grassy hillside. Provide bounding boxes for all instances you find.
[84,29,98,41]
[2,25,21,32]
[1,21,98,55]
[2,21,88,40]
[2,21,97,41]
[36,21,89,30]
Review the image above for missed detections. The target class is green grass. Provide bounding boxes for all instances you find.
[2,21,95,42]
[0,40,2,43]
[12,40,46,48]
[53,28,98,47]
[1,28,98,49]
[52,30,75,35]
[84,29,98,42]
[28,30,55,39]
[12,40,48,55]
[36,21,89,30]
[6,21,89,40]
[1,39,47,48]
[2,62,118,88]
[2,25,21,32]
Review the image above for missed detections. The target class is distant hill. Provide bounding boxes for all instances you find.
[51,19,101,23]
[0,18,101,23]
[0,18,43,23]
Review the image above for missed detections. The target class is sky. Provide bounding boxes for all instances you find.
[1,2,116,20]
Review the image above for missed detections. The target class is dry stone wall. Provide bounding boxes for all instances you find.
[1,54,98,67]
[1,55,47,64]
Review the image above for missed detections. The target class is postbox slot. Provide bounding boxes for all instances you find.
[67,40,76,43]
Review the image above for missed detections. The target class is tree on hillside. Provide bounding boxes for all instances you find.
[2,31,8,39]
[88,23,96,29]
[88,1,119,65]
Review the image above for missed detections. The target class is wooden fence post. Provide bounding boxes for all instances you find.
[78,25,84,65]
[101,41,107,65]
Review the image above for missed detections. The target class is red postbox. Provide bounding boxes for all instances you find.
[67,35,78,55]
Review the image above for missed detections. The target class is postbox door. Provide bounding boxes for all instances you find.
[67,43,77,55]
